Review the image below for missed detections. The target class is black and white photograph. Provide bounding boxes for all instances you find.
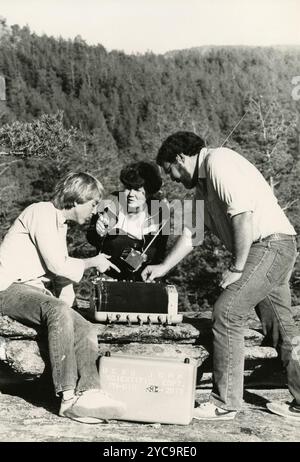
[0,0,300,446]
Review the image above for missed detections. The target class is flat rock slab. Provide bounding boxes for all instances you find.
[95,322,202,344]
[98,342,209,364]
[1,338,210,376]
[1,305,299,343]
[1,304,298,378]
[0,383,299,442]
[97,343,277,362]
[0,336,278,377]
[0,315,39,339]
[0,338,48,376]
[0,311,204,343]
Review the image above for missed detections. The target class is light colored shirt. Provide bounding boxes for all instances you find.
[97,195,165,239]
[193,147,296,251]
[0,202,85,292]
[115,206,161,239]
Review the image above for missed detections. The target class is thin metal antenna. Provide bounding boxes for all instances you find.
[220,110,248,147]
[140,220,169,257]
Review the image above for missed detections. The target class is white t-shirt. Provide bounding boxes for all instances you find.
[193,147,295,251]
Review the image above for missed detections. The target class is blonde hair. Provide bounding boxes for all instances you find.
[52,172,104,209]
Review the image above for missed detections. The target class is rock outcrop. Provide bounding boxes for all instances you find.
[1,302,299,383]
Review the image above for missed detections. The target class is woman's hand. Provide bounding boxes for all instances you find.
[96,212,110,236]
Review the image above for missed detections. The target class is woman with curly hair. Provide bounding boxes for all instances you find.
[87,161,169,281]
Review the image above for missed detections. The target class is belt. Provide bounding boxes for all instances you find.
[254,233,296,244]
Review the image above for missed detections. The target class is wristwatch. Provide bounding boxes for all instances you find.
[229,265,244,273]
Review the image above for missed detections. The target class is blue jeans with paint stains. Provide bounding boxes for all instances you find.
[0,283,100,395]
[211,237,300,411]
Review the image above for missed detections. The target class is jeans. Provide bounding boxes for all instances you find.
[0,283,100,395]
[211,237,299,411]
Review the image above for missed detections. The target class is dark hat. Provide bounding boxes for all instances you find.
[120,161,162,195]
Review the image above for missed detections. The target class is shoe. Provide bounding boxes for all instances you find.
[59,396,104,424]
[66,389,126,421]
[267,401,300,420]
[193,402,237,421]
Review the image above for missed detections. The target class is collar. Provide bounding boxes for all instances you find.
[197,147,209,179]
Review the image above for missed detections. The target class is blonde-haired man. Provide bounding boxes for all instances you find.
[0,172,125,423]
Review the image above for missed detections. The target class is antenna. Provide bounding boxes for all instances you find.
[220,110,248,147]
[140,220,169,257]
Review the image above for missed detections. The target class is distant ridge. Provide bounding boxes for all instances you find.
[164,44,300,58]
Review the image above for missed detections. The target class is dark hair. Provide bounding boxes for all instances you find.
[156,131,205,166]
[52,172,104,209]
[120,161,162,196]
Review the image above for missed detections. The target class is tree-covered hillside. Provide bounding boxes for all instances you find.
[0,20,299,308]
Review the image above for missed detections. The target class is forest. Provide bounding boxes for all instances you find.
[0,19,299,309]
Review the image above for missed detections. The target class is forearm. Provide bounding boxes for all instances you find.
[86,228,99,247]
[83,256,100,271]
[231,212,253,270]
[161,229,194,273]
[86,214,101,247]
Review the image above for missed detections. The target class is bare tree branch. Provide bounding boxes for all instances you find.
[0,159,21,177]
[0,166,11,177]
[0,159,20,169]
[283,199,299,211]
[0,184,14,194]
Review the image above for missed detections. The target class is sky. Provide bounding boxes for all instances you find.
[1,0,300,54]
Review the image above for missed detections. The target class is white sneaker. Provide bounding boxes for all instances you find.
[65,389,126,421]
[267,401,300,420]
[193,402,237,421]
[59,396,104,424]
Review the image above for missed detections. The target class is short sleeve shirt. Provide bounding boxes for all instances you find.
[194,147,296,251]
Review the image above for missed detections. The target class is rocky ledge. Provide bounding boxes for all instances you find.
[1,302,299,382]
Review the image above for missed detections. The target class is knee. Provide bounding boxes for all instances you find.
[73,313,98,348]
[212,297,245,331]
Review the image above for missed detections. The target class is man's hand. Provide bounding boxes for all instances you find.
[220,269,242,289]
[141,264,168,282]
[94,253,120,274]
[255,304,280,348]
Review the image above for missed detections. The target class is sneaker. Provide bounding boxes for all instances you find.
[193,402,237,421]
[59,396,104,424]
[65,389,126,421]
[266,401,300,420]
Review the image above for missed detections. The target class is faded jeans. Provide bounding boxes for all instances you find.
[0,283,100,395]
[211,237,299,411]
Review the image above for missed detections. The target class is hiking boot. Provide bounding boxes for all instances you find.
[59,395,104,424]
[193,402,237,421]
[65,389,126,421]
[266,401,300,420]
